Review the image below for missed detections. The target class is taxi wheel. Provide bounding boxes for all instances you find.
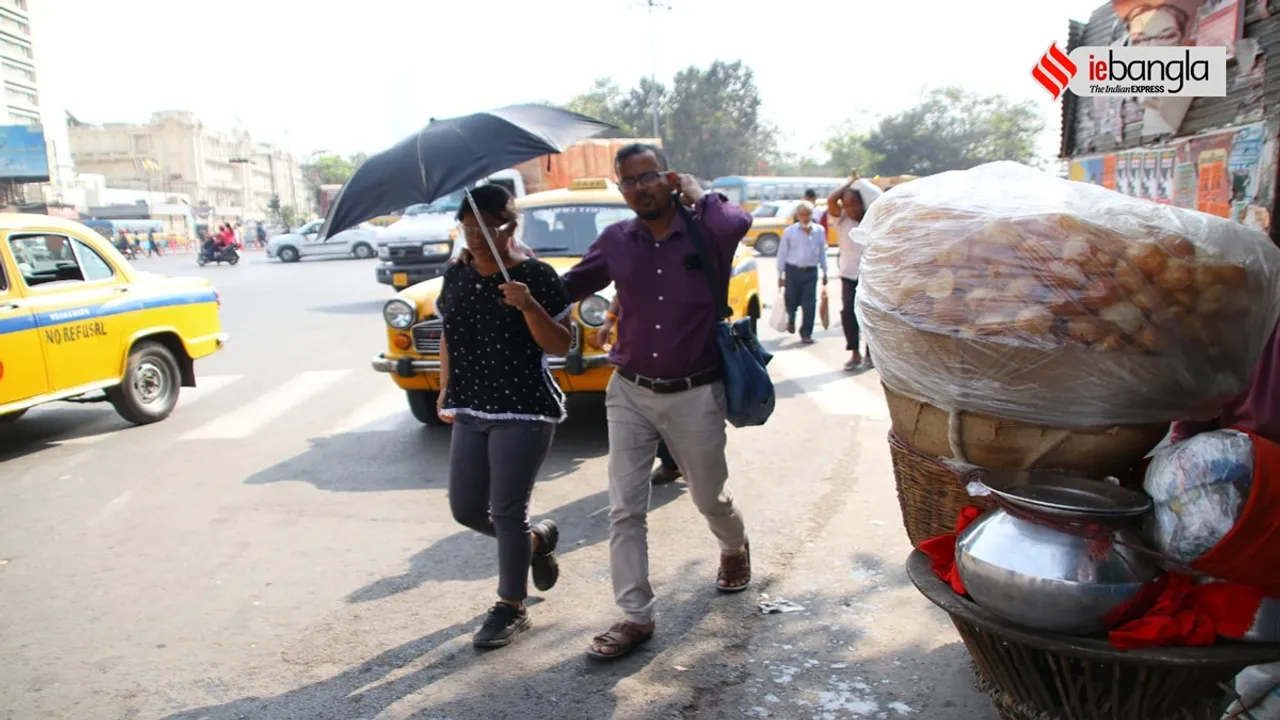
[406,390,446,426]
[352,243,374,259]
[755,234,780,257]
[0,409,26,423]
[278,246,300,263]
[108,342,181,425]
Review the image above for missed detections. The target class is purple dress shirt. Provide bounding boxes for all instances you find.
[1169,320,1280,445]
[563,193,753,379]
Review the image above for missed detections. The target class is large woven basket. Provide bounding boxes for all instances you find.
[906,551,1280,720]
[889,429,993,547]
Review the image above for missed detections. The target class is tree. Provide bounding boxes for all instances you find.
[278,205,303,229]
[565,77,664,137]
[858,88,1045,176]
[306,154,359,185]
[662,61,775,179]
[822,124,883,176]
[563,61,776,180]
[267,194,282,222]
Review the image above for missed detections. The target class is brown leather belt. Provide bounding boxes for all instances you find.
[615,366,722,394]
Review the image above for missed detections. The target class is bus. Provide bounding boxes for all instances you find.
[710,174,920,211]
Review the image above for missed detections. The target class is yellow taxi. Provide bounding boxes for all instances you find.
[371,178,763,425]
[0,215,227,424]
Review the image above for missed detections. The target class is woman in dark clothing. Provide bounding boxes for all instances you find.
[436,184,574,648]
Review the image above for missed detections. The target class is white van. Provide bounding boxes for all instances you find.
[374,169,526,290]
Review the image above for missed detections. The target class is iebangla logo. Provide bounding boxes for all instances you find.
[1032,43,1079,100]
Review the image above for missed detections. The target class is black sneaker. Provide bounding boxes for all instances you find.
[650,466,683,485]
[531,520,560,592]
[473,603,530,648]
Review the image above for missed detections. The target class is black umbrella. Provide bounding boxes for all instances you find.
[318,103,615,248]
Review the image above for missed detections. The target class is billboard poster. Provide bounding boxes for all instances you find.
[1195,0,1245,58]
[1173,141,1197,208]
[1143,150,1161,199]
[1102,154,1117,189]
[1227,122,1265,203]
[1157,149,1177,203]
[1115,152,1132,196]
[0,125,50,182]
[1191,130,1235,217]
[1082,157,1105,186]
[1069,158,1088,182]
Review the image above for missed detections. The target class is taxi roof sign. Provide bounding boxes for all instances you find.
[569,178,610,191]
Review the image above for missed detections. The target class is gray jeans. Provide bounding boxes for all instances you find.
[448,414,556,602]
[605,374,747,624]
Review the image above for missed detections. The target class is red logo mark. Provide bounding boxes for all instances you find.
[1032,43,1078,100]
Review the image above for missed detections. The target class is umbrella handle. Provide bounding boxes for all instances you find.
[464,189,512,284]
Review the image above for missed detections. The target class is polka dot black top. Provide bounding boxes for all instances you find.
[437,259,572,424]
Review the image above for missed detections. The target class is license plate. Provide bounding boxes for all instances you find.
[393,272,408,286]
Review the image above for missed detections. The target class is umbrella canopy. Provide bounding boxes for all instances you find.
[319,104,615,239]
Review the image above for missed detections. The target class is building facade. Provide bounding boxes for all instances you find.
[1060,2,1279,242]
[68,111,314,220]
[0,0,74,203]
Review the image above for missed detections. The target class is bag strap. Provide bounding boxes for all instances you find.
[675,199,732,321]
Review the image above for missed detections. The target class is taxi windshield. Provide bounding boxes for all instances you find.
[519,204,635,256]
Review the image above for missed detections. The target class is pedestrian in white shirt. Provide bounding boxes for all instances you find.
[826,172,883,370]
[775,201,828,344]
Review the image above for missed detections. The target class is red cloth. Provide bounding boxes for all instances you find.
[919,506,984,595]
[1190,429,1280,597]
[1108,573,1264,650]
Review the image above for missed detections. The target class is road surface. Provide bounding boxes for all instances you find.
[0,249,995,719]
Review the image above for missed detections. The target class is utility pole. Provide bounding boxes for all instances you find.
[644,0,670,139]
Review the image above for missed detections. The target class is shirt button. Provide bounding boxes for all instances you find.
[658,295,664,301]
[657,268,663,274]
[652,352,659,357]
[655,324,661,329]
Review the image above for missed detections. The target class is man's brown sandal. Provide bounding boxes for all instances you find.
[717,542,752,592]
[585,621,654,659]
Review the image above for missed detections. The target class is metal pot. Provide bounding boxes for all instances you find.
[956,510,1161,636]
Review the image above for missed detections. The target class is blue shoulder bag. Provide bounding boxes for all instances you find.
[677,200,775,427]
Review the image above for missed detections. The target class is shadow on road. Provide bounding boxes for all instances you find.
[241,397,610,493]
[346,483,685,603]
[0,403,129,463]
[159,562,727,720]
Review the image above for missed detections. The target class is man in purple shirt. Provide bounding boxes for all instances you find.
[564,144,753,659]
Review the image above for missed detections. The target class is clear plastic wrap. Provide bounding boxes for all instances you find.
[855,161,1280,427]
[1145,429,1254,565]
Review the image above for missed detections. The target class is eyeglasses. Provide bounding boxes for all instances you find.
[618,172,662,192]
[459,222,514,238]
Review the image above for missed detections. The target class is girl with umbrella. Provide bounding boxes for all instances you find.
[435,184,575,648]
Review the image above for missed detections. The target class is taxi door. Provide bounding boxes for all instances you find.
[14,232,130,392]
[0,239,47,406]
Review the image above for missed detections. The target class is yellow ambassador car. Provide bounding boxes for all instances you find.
[0,215,227,424]
[371,178,763,425]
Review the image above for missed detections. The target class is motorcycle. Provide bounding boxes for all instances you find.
[198,241,240,266]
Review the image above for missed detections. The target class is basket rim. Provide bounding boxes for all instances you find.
[905,549,1280,666]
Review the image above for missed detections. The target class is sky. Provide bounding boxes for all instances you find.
[34,0,1106,166]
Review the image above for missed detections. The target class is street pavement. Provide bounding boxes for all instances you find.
[0,249,996,720]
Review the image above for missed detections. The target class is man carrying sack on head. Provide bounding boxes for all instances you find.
[562,143,753,660]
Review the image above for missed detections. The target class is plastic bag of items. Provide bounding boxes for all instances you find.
[855,162,1280,428]
[1146,429,1254,565]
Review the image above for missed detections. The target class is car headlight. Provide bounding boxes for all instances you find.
[377,245,390,259]
[383,299,416,329]
[578,294,609,327]
[422,242,451,255]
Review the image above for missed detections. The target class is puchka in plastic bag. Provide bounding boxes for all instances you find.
[855,161,1280,428]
